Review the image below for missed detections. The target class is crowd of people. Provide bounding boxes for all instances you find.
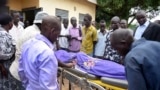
[0,8,160,90]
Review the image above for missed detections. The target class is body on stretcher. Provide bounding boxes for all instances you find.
[56,50,128,89]
[59,66,128,90]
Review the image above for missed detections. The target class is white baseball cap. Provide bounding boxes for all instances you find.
[33,11,48,24]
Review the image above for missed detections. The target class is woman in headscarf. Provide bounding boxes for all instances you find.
[0,13,24,90]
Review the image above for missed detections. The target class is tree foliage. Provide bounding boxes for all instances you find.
[96,0,160,24]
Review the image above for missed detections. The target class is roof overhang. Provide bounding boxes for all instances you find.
[87,0,97,5]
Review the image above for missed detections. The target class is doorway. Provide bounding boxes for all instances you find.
[22,7,42,26]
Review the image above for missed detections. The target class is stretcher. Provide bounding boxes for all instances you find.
[58,67,105,90]
[58,67,128,90]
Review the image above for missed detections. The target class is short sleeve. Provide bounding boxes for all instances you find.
[92,28,97,41]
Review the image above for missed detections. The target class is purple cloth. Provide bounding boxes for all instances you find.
[55,50,126,79]
[76,52,126,79]
[68,26,82,51]
[55,50,76,63]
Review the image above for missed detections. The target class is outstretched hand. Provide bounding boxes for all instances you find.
[65,63,75,68]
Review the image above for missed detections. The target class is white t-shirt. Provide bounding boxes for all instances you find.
[58,26,69,48]
[9,24,40,80]
[134,21,150,40]
[95,30,108,56]
[9,24,24,43]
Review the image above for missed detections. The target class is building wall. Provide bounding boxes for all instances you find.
[39,0,96,23]
[21,0,39,9]
[8,0,22,11]
[8,0,39,11]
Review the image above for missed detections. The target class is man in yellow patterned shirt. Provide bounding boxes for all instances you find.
[81,14,97,56]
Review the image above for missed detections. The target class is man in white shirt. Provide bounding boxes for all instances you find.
[10,12,74,80]
[9,11,49,80]
[94,20,107,58]
[58,18,70,50]
[9,11,24,43]
[134,10,160,41]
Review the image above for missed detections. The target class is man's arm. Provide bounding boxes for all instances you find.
[0,34,15,60]
[125,56,147,90]
[39,51,58,90]
[18,57,28,88]
[58,59,74,68]
[92,29,98,56]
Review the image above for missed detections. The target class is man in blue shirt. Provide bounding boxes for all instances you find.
[19,16,61,90]
[110,29,160,90]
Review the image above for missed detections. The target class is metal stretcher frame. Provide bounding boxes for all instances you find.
[58,67,105,90]
[59,67,128,90]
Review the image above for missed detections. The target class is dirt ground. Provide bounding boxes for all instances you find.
[60,78,81,90]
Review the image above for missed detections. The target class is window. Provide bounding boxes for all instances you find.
[79,13,85,25]
[55,8,69,21]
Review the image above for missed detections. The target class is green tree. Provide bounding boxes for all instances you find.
[96,0,160,25]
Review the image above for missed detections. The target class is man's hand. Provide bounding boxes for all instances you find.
[0,64,8,79]
[65,63,75,68]
[71,37,78,40]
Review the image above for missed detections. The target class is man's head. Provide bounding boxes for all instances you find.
[41,16,61,43]
[154,20,160,25]
[120,19,128,29]
[11,11,20,24]
[83,14,92,28]
[92,21,96,27]
[136,10,147,26]
[0,13,13,31]
[110,29,134,56]
[110,16,120,30]
[33,11,48,30]
[70,17,77,28]
[63,18,69,29]
[99,20,106,31]
[57,16,62,22]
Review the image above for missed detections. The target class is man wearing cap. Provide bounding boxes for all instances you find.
[9,11,49,81]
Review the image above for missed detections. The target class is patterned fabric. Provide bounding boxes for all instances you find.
[0,27,24,90]
[103,30,121,63]
[0,27,15,60]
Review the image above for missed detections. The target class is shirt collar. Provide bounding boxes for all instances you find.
[71,25,79,29]
[98,29,107,34]
[33,24,40,31]
[131,38,146,49]
[84,25,93,31]
[0,26,7,32]
[143,20,150,27]
[35,34,54,50]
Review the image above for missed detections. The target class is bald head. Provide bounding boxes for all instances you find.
[111,16,120,22]
[71,17,76,21]
[111,16,120,30]
[41,16,60,31]
[110,29,133,56]
[71,17,77,27]
[41,15,61,43]
[136,10,146,17]
[136,10,147,25]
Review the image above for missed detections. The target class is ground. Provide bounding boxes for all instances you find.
[60,78,81,90]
